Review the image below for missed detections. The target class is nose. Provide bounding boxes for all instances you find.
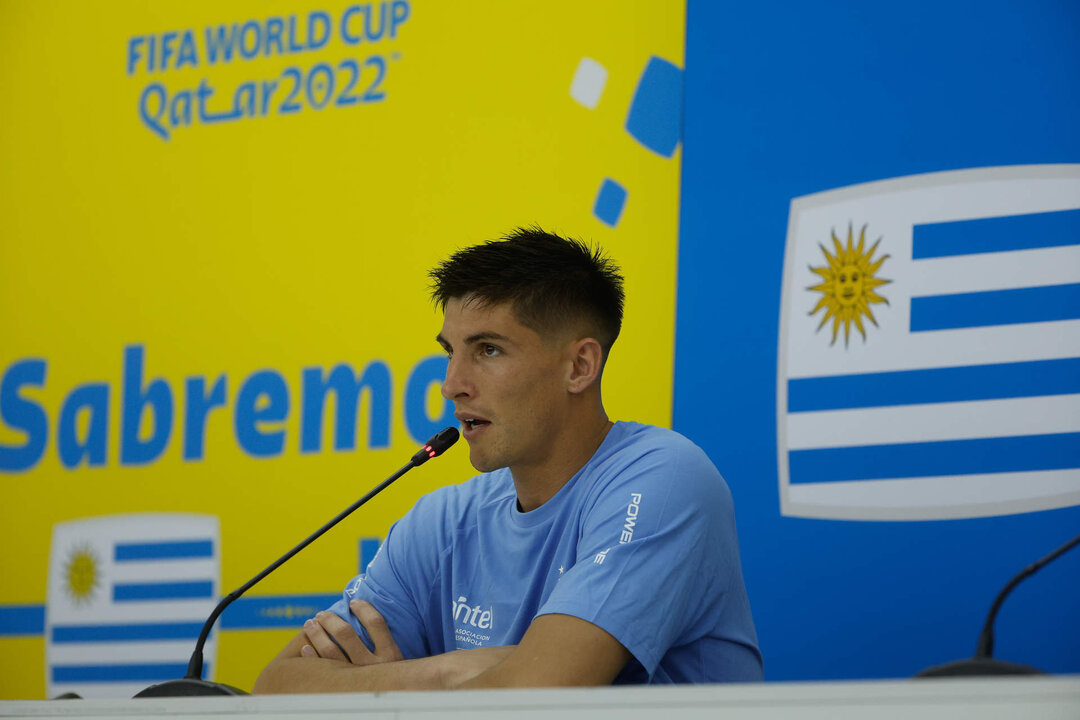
[441,355,472,400]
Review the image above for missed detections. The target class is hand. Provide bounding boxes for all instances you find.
[300,599,405,666]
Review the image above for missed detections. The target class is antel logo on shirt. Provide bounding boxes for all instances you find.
[452,595,494,630]
[620,493,643,544]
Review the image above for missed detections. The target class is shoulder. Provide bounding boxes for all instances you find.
[598,422,724,482]
[587,422,732,509]
[603,422,709,460]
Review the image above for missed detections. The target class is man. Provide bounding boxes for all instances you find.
[254,228,761,692]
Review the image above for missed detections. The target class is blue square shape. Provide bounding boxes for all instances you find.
[593,179,628,227]
[625,56,683,158]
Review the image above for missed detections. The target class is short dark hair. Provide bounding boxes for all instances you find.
[429,227,625,356]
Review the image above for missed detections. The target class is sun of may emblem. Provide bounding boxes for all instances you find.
[807,223,891,346]
[64,544,100,605]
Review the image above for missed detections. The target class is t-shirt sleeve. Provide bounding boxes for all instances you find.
[536,437,739,677]
[323,491,446,660]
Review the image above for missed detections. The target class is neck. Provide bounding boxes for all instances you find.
[511,404,613,512]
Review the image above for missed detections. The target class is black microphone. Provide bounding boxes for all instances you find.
[133,427,459,697]
[916,529,1080,677]
[411,426,460,465]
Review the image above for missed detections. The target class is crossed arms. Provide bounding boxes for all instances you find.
[253,599,631,693]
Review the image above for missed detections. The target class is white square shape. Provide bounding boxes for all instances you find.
[570,57,608,109]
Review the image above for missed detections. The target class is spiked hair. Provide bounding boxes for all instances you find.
[429,227,625,357]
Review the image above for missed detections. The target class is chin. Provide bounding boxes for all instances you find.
[470,459,503,473]
[469,450,508,474]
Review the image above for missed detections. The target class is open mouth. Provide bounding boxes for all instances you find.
[463,418,491,431]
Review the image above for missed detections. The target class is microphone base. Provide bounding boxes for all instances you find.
[133,678,249,697]
[916,656,1043,677]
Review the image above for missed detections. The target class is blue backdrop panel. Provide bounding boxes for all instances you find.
[676,0,1080,680]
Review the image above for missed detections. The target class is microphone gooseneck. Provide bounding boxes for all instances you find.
[916,530,1080,678]
[133,427,460,697]
[974,530,1080,660]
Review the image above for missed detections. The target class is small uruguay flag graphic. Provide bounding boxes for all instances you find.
[46,514,220,698]
[778,164,1080,521]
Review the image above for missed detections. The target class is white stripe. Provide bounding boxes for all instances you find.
[787,394,1080,449]
[788,318,1080,377]
[788,168,1080,226]
[785,469,1080,521]
[48,639,211,665]
[910,245,1080,296]
[47,600,217,624]
[107,559,218,582]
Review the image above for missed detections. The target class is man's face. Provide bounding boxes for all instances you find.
[437,297,569,474]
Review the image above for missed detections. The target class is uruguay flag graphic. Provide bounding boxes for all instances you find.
[45,514,220,698]
[777,165,1080,521]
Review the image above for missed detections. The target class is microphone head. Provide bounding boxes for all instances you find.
[411,427,460,465]
[427,427,460,455]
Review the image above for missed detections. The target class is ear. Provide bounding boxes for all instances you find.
[565,337,604,394]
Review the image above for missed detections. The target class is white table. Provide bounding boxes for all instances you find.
[2,676,1078,719]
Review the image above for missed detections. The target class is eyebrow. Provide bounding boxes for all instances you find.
[435,331,513,350]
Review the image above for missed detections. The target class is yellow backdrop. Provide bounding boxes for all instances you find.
[0,0,684,698]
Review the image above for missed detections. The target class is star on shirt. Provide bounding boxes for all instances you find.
[558,566,565,575]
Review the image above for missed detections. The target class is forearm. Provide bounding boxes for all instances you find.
[455,614,629,689]
[453,651,552,689]
[253,654,449,694]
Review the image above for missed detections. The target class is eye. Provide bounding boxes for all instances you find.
[481,344,500,357]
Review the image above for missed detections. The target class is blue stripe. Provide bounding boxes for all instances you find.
[51,622,203,643]
[0,605,45,637]
[910,283,1080,331]
[113,581,214,602]
[912,207,1080,259]
[788,357,1080,412]
[789,432,1080,484]
[51,662,207,683]
[114,540,214,562]
[221,594,339,629]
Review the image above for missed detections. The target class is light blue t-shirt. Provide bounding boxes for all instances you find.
[327,421,763,683]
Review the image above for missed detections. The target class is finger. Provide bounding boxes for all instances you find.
[315,611,373,664]
[301,644,316,657]
[351,599,404,661]
[302,616,346,661]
